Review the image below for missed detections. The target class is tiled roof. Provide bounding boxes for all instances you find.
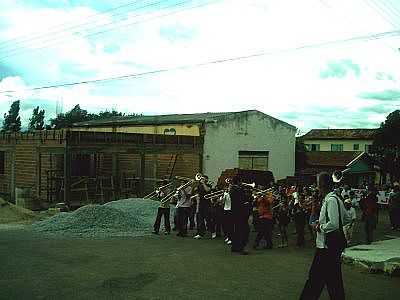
[304,151,365,167]
[300,129,377,140]
[73,110,296,129]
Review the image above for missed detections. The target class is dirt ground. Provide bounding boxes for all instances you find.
[0,209,399,300]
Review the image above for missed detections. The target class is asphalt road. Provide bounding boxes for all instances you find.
[0,211,399,299]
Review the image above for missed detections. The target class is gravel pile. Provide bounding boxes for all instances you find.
[32,198,164,237]
[0,197,37,224]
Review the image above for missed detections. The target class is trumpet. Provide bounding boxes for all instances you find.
[241,182,256,189]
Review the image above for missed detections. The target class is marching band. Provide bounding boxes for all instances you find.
[152,172,326,255]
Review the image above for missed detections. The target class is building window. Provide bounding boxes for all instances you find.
[331,144,343,151]
[365,144,372,153]
[310,144,320,151]
[238,151,269,171]
[0,151,4,175]
[353,144,359,150]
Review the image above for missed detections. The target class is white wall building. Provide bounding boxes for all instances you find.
[73,110,297,183]
[202,110,296,182]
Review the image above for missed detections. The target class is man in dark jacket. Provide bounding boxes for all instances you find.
[230,176,251,255]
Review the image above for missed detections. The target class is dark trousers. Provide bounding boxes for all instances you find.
[364,216,376,244]
[215,206,224,236]
[296,220,306,247]
[231,214,250,252]
[189,206,196,229]
[153,207,171,233]
[196,205,211,236]
[300,248,345,300]
[223,210,233,240]
[254,218,273,248]
[177,207,190,236]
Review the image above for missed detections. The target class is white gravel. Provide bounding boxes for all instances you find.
[31,198,166,237]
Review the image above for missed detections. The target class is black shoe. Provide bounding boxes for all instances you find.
[240,250,249,255]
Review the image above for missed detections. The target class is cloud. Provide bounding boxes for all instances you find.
[358,89,400,101]
[375,72,395,81]
[1,0,400,133]
[320,59,361,79]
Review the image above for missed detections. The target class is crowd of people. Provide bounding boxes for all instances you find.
[152,173,400,252]
[151,173,400,299]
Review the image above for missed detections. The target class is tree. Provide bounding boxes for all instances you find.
[372,110,400,181]
[28,106,45,131]
[2,100,21,132]
[49,104,92,129]
[48,105,138,129]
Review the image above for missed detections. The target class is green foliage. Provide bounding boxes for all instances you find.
[28,106,45,131]
[49,104,92,129]
[372,110,400,181]
[48,105,137,129]
[2,100,21,132]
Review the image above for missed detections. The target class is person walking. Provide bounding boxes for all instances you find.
[359,185,378,244]
[300,172,351,300]
[230,176,251,255]
[152,190,171,235]
[389,183,400,230]
[253,190,274,250]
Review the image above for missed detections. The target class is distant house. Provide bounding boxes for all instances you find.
[73,110,297,183]
[299,129,377,153]
[296,151,376,187]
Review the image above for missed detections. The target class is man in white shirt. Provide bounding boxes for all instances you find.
[300,172,351,300]
[343,199,357,245]
[175,186,192,237]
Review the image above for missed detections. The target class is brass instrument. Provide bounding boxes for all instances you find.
[241,182,256,189]
[204,190,225,200]
[332,168,351,183]
[144,181,174,199]
[253,188,273,196]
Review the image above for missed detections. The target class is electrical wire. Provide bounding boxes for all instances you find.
[1,29,399,94]
[0,0,155,48]
[364,0,398,28]
[319,0,398,51]
[0,0,199,60]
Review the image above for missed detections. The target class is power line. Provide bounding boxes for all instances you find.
[319,0,398,51]
[373,0,400,23]
[0,0,200,60]
[1,29,399,94]
[364,0,398,28]
[0,0,152,48]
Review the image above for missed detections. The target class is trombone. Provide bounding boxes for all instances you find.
[204,190,225,200]
[143,181,174,199]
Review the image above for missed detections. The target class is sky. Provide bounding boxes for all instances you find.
[0,0,400,133]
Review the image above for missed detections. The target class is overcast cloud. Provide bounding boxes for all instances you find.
[1,0,400,132]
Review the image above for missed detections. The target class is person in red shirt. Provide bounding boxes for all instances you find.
[359,185,378,244]
[253,191,274,249]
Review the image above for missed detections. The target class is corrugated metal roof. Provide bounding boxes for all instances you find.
[73,110,296,129]
[300,129,377,140]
